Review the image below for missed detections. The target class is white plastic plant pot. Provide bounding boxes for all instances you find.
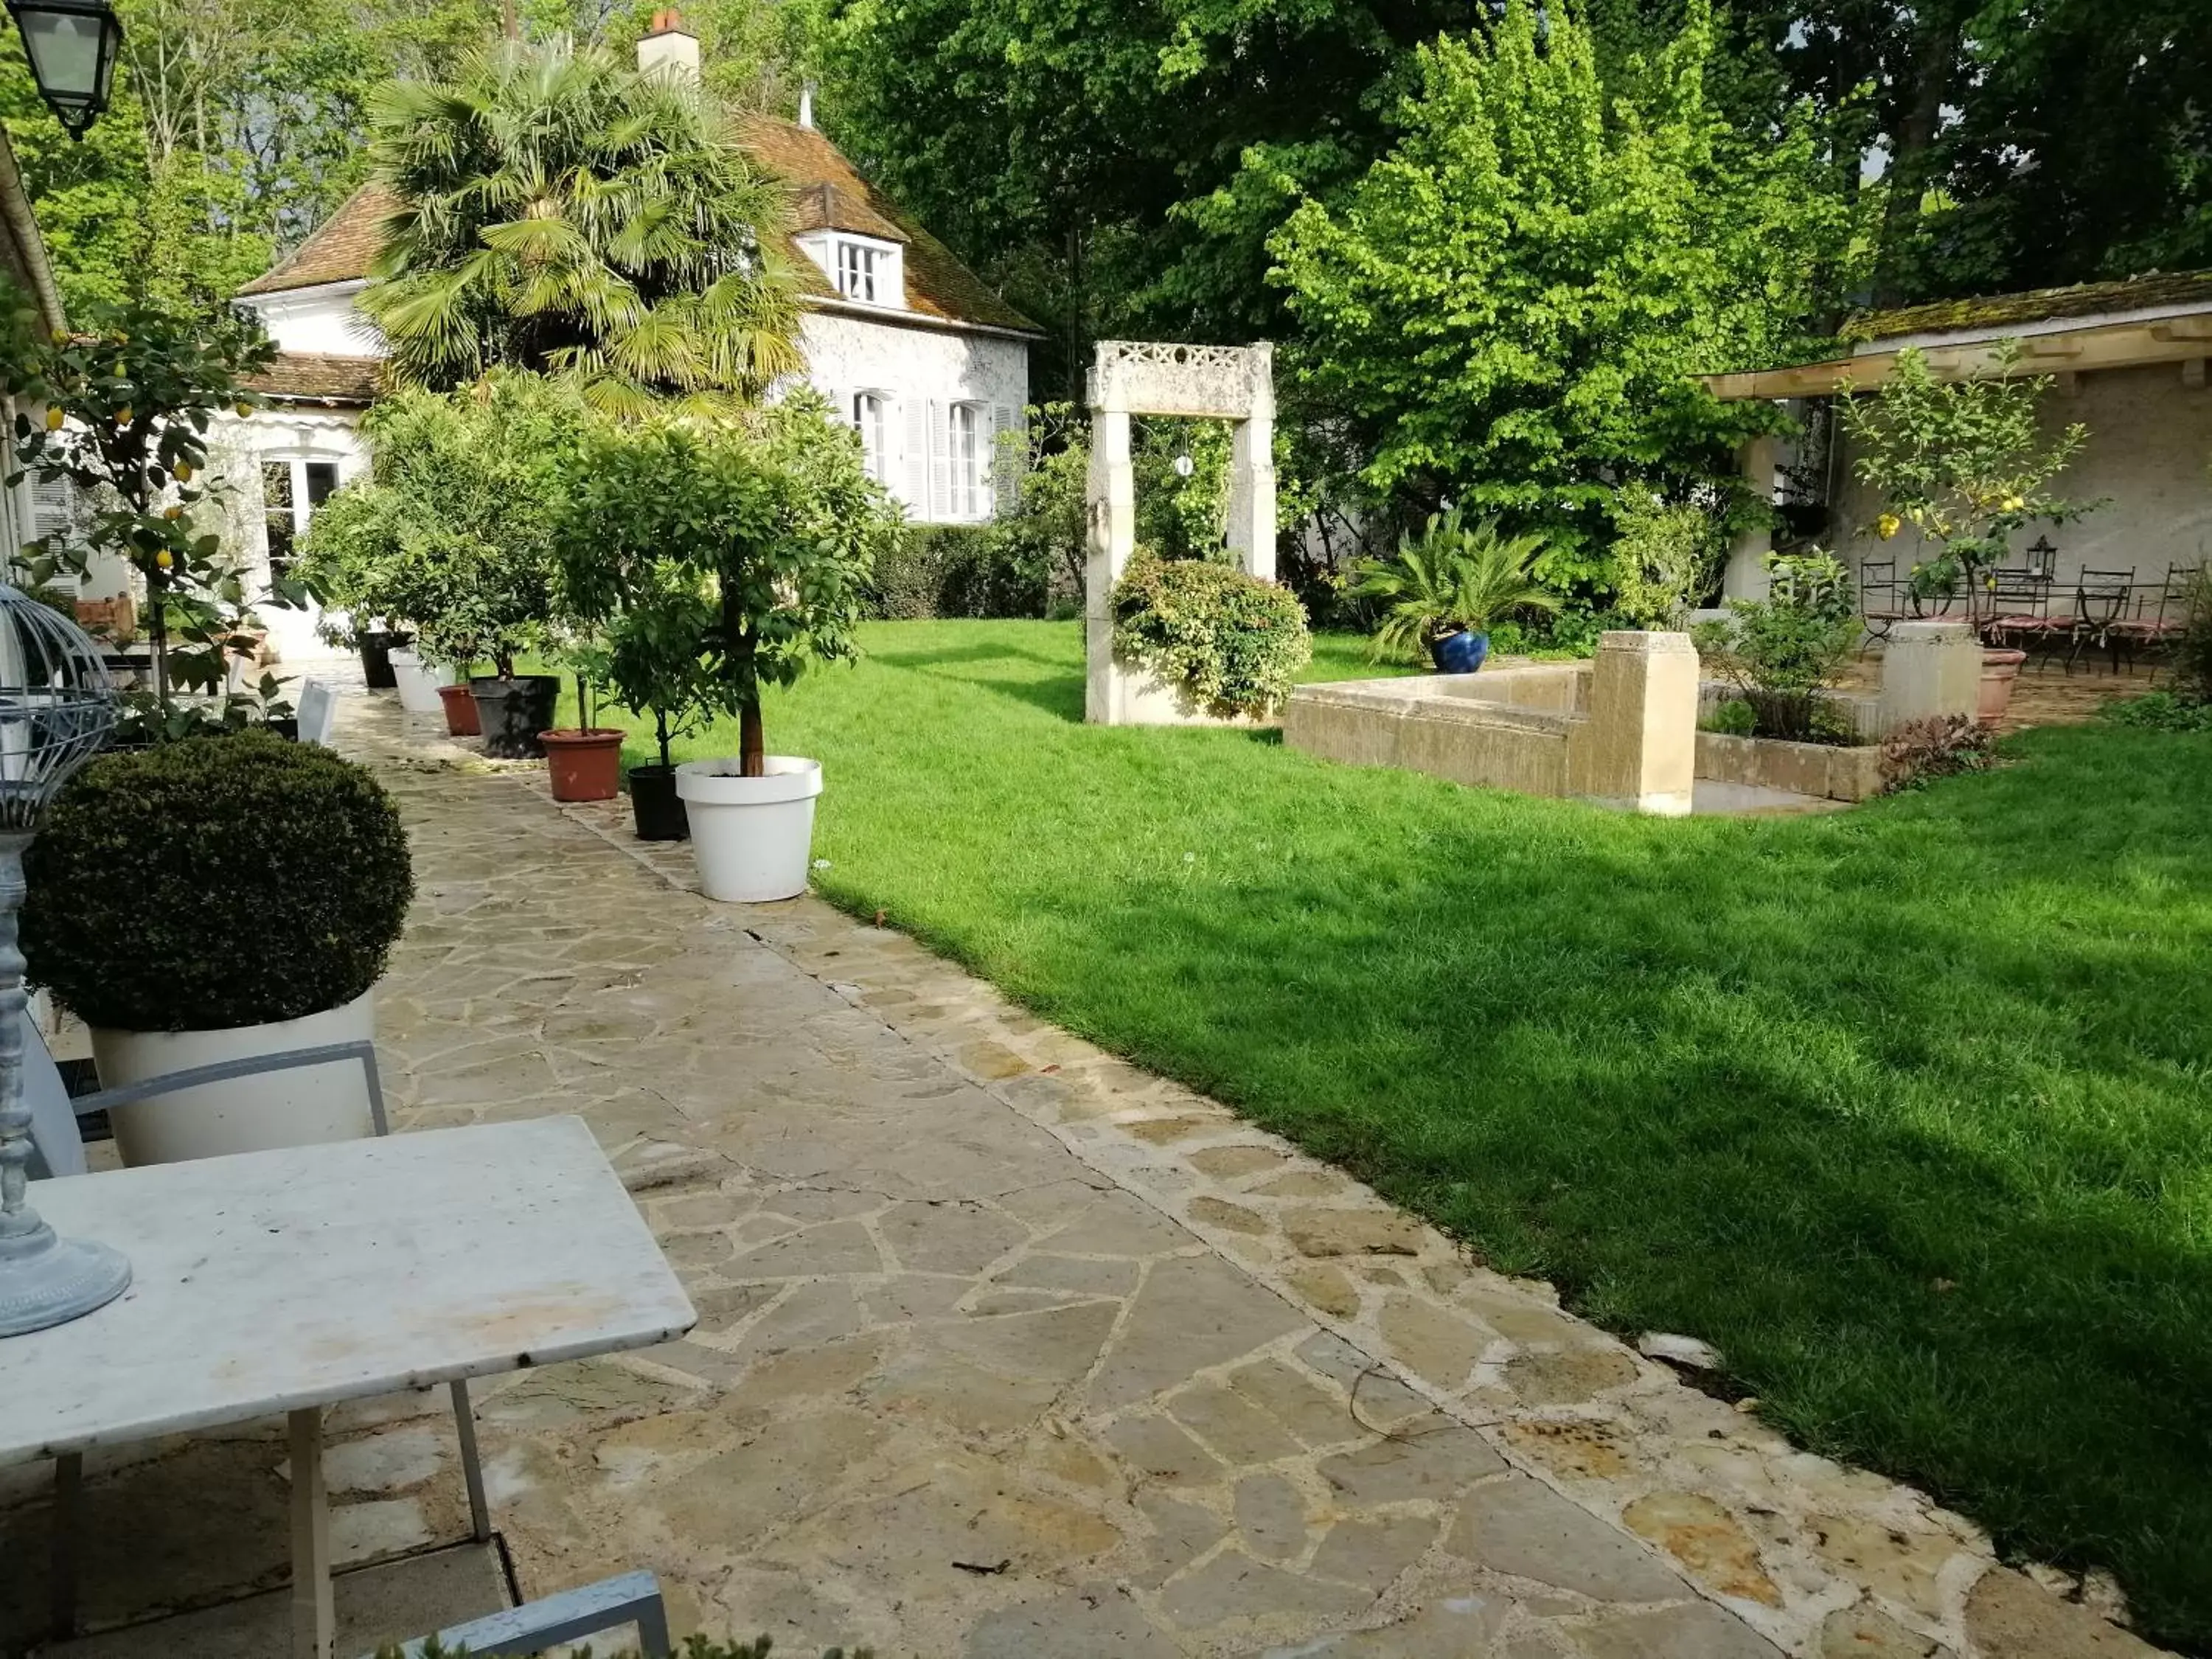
[675,757,824,902]
[389,647,456,717]
[91,989,379,1166]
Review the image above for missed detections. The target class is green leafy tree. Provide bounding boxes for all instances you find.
[361,34,804,412]
[1270,0,1858,592]
[294,373,590,673]
[1691,549,1860,740]
[1840,341,2094,611]
[555,397,892,773]
[0,285,278,714]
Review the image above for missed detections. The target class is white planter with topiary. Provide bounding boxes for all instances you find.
[389,646,456,717]
[23,731,416,1166]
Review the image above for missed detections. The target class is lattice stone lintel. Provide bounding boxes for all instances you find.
[1088,339,1275,420]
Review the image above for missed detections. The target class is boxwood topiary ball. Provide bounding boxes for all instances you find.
[22,732,414,1034]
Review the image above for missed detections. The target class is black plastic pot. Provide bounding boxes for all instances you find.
[627,762,689,841]
[358,630,412,689]
[467,675,561,759]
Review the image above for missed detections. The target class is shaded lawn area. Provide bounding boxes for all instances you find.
[559,619,2212,1650]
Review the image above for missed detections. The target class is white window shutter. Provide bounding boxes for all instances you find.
[902,397,928,512]
[30,473,73,541]
[991,406,1020,514]
[928,401,950,522]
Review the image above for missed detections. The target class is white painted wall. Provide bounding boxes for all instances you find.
[793,309,1029,522]
[237,282,385,357]
[1832,361,2212,594]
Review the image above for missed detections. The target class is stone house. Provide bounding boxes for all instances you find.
[220,12,1037,658]
[1705,271,2212,605]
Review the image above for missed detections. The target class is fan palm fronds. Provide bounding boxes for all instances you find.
[1348,509,1562,662]
[361,35,801,407]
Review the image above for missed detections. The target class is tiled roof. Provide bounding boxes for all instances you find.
[237,184,400,297]
[236,125,1040,335]
[242,352,386,405]
[1849,269,2212,343]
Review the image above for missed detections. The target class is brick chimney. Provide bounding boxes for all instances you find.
[638,8,700,83]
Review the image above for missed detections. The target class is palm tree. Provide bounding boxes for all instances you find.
[1349,509,1561,661]
[361,35,804,414]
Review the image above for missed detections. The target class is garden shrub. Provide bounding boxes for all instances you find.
[2100,689,2212,733]
[1691,551,1860,742]
[24,733,414,1032]
[1112,551,1312,715]
[1704,697,1756,735]
[867,524,1048,620]
[1879,713,1994,792]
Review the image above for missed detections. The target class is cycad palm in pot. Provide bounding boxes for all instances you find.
[1349,509,1561,671]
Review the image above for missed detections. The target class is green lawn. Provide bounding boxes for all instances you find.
[558,619,2212,1650]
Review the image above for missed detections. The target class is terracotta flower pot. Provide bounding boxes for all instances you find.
[437,682,481,737]
[540,728,625,802]
[1978,647,2027,727]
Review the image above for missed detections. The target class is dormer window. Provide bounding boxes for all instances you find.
[836,241,880,303]
[797,230,905,308]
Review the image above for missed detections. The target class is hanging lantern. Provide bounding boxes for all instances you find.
[6,0,124,140]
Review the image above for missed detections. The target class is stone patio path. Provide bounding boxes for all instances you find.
[1,688,2162,1659]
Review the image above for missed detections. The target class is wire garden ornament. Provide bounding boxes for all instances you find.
[0,584,125,1337]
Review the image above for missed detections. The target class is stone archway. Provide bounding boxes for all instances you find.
[1084,341,1276,724]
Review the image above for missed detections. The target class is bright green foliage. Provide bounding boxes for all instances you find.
[1269,0,1856,583]
[294,374,591,673]
[361,35,802,411]
[2102,692,2212,734]
[866,524,1046,622]
[554,397,893,772]
[1112,551,1312,714]
[1691,550,1860,741]
[24,733,414,1033]
[1841,342,2093,602]
[0,284,280,717]
[1607,492,1722,630]
[1346,509,1560,662]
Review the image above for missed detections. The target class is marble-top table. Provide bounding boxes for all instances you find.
[0,1115,696,1658]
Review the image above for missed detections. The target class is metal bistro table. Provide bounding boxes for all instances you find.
[0,1116,697,1659]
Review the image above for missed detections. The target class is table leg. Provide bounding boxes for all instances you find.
[450,1378,491,1543]
[49,1451,81,1641]
[289,1406,335,1659]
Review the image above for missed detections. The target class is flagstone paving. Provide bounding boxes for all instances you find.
[0,687,2166,1659]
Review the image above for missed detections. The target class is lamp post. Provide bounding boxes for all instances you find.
[0,585,123,1337]
[4,0,122,141]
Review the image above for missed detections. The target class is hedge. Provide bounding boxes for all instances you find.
[867,524,1050,620]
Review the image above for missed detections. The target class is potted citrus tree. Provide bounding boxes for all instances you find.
[1347,509,1560,671]
[557,400,889,895]
[22,733,414,1164]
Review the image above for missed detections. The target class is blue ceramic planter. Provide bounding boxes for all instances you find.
[1430,629,1489,674]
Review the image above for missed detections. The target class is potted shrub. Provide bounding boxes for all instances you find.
[1346,509,1560,671]
[538,639,627,803]
[1841,341,2098,724]
[1111,551,1313,715]
[21,733,414,1166]
[557,400,888,893]
[552,541,723,841]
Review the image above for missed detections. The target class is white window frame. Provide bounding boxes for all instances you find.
[835,240,879,303]
[261,454,342,580]
[851,391,891,484]
[948,403,986,521]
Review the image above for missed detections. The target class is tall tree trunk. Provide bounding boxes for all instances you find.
[1872,10,1961,307]
[501,0,520,41]
[1065,224,1086,406]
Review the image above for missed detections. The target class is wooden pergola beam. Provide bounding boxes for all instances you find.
[1700,312,2212,400]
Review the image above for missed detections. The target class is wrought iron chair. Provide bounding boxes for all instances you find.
[1858,560,1909,646]
[2107,563,2198,669]
[1981,570,2065,658]
[2065,571,2136,673]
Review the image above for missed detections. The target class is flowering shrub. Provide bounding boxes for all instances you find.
[1112,552,1312,716]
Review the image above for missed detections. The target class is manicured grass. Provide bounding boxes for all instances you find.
[560,619,2212,1649]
